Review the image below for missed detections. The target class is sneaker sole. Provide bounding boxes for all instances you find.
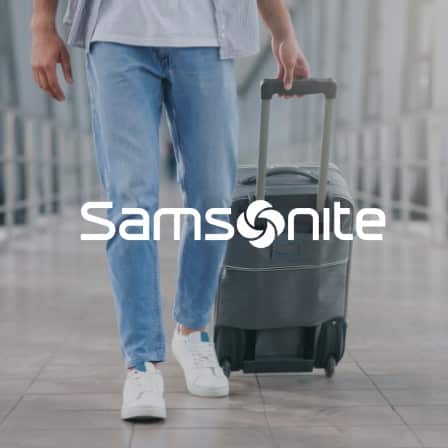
[121,405,167,421]
[187,382,229,398]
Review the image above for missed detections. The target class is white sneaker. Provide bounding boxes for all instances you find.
[121,362,166,420]
[171,327,229,398]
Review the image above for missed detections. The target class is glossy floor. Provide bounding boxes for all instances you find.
[1,185,447,447]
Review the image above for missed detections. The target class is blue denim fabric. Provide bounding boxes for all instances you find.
[86,43,238,367]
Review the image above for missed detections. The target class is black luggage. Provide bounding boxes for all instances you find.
[214,78,354,378]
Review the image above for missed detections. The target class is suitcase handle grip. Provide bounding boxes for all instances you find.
[241,167,321,186]
[261,78,337,100]
[256,78,336,211]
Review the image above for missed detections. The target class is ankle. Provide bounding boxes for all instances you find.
[177,323,205,336]
[128,361,160,372]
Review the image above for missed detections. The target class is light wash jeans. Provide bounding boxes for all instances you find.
[86,43,238,367]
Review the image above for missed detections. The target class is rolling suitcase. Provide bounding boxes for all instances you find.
[214,78,354,378]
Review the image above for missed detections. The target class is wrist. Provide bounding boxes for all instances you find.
[272,30,296,45]
[30,16,56,36]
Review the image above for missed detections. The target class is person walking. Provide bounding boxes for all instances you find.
[31,0,310,420]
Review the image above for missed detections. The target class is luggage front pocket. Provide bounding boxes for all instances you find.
[217,259,350,330]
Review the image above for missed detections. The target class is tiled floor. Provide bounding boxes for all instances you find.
[1,185,447,447]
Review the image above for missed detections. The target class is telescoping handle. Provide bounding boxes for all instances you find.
[256,78,337,212]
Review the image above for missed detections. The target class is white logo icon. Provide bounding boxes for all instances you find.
[236,200,285,248]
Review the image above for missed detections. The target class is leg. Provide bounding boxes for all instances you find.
[86,43,165,367]
[163,47,239,330]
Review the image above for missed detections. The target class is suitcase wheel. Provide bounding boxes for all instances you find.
[214,327,246,375]
[324,356,337,378]
[221,359,232,378]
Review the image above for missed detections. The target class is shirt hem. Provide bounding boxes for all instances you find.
[90,33,220,48]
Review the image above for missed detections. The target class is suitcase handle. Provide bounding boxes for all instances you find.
[256,78,337,211]
[241,167,321,186]
[261,78,337,100]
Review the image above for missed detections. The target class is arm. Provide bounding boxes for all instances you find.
[31,0,73,102]
[257,0,310,90]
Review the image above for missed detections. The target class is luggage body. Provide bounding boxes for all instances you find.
[214,78,354,377]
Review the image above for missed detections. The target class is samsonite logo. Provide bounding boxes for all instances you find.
[236,200,285,248]
[80,201,386,245]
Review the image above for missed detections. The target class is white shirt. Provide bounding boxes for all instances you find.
[92,0,219,48]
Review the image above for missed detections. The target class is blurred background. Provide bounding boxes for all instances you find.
[1,2,448,447]
[1,0,447,243]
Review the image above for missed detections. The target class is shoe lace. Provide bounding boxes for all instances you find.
[191,342,219,369]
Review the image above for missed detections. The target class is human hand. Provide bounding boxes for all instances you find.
[272,35,310,92]
[31,28,73,101]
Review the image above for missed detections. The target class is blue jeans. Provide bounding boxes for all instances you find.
[86,43,238,367]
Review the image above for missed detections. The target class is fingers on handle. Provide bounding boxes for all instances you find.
[283,62,295,91]
[295,59,311,80]
[276,63,285,81]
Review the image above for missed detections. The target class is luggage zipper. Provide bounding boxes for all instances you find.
[223,258,350,272]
